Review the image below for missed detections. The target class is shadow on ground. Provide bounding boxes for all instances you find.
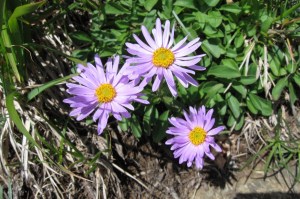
[234,192,300,199]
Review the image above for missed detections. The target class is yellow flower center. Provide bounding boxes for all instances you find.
[152,48,175,68]
[95,83,116,103]
[188,127,207,146]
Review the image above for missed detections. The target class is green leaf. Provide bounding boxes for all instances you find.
[204,83,224,102]
[234,114,244,131]
[273,2,300,22]
[272,77,288,101]
[228,95,241,119]
[70,31,92,42]
[219,3,242,14]
[143,105,154,135]
[232,84,247,98]
[268,49,282,76]
[130,115,142,138]
[288,83,297,105]
[208,64,241,79]
[119,117,129,132]
[27,74,78,101]
[248,93,272,116]
[104,2,130,15]
[200,81,224,103]
[204,0,220,7]
[206,11,222,28]
[153,110,169,143]
[264,143,277,173]
[293,74,300,87]
[8,1,46,35]
[6,92,40,149]
[144,0,159,11]
[162,0,173,18]
[227,113,235,127]
[246,98,258,114]
[261,16,273,33]
[234,33,244,48]
[202,39,226,58]
[174,0,197,9]
[194,12,207,29]
[240,75,257,85]
[1,26,20,82]
[0,0,6,30]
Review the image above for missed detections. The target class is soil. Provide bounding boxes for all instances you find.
[111,128,300,199]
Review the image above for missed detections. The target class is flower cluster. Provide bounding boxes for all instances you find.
[64,18,224,169]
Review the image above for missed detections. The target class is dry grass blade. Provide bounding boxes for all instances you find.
[112,162,150,192]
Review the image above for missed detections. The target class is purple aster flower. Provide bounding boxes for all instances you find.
[63,55,149,135]
[165,106,224,169]
[125,18,206,97]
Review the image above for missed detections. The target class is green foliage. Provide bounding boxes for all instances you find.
[242,111,300,184]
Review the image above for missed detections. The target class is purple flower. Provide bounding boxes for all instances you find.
[125,18,205,97]
[165,106,224,169]
[63,55,149,135]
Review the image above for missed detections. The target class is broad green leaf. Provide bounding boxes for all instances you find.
[248,93,272,116]
[27,74,78,101]
[6,92,40,149]
[221,59,238,68]
[201,81,219,93]
[202,39,226,58]
[219,3,242,14]
[288,83,297,105]
[240,75,257,85]
[234,33,244,48]
[226,48,238,58]
[234,114,244,131]
[104,2,130,15]
[119,118,129,132]
[142,10,156,29]
[206,11,222,28]
[194,12,207,29]
[130,115,142,138]
[269,54,280,76]
[204,26,224,38]
[227,113,235,127]
[246,98,258,114]
[261,16,273,33]
[228,95,240,119]
[162,0,173,18]
[143,105,154,135]
[287,63,296,74]
[204,0,220,7]
[153,110,169,142]
[174,0,197,9]
[208,64,241,79]
[204,83,224,103]
[246,23,256,37]
[293,74,300,87]
[232,84,247,98]
[272,77,288,100]
[144,0,159,11]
